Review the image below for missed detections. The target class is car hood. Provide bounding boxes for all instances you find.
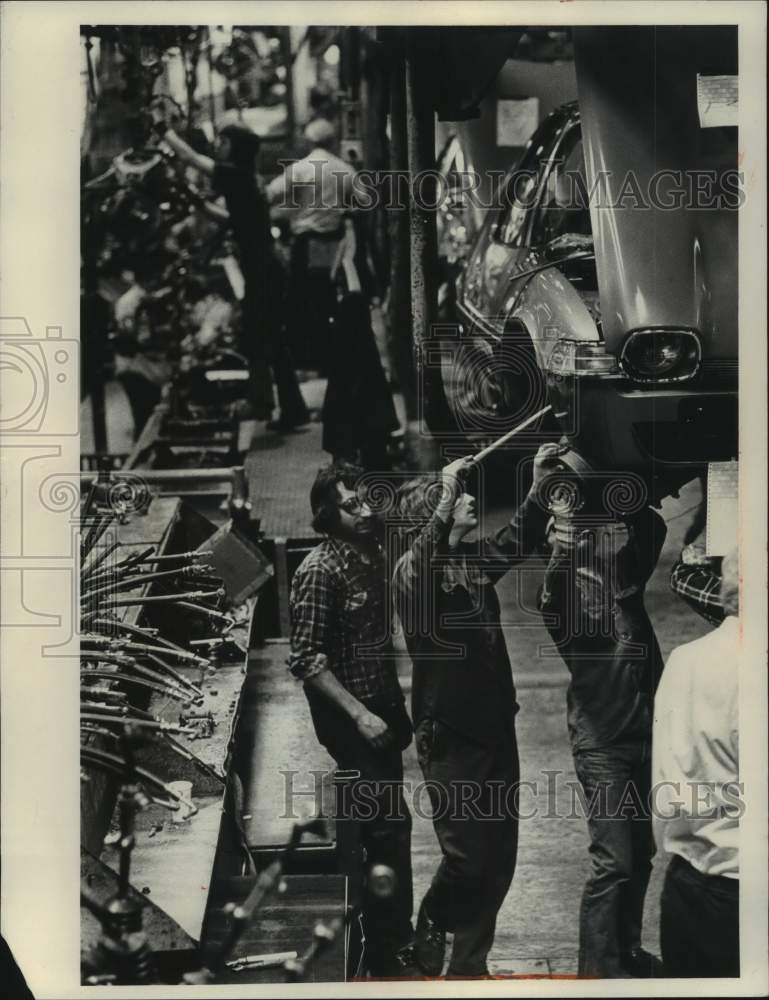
[574,27,738,359]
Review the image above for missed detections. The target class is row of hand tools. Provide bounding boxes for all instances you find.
[79,498,347,983]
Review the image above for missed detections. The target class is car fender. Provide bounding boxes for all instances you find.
[507,266,600,370]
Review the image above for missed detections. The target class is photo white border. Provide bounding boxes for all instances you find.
[1,2,765,997]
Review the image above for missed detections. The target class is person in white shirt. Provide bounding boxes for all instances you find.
[266,118,358,373]
[266,117,357,249]
[652,546,740,977]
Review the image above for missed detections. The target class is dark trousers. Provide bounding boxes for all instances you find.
[314,706,414,971]
[661,854,739,977]
[572,740,654,977]
[243,288,308,423]
[118,372,161,440]
[415,719,520,976]
[286,251,337,374]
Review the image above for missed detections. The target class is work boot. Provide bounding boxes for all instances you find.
[367,944,420,978]
[622,946,665,977]
[414,899,446,976]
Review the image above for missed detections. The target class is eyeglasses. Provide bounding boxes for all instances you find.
[338,496,366,515]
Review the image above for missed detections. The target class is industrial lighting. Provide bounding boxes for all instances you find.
[620,329,701,382]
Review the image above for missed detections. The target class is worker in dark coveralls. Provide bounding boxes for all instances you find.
[151,109,309,429]
[288,462,414,976]
[391,444,562,978]
[536,454,668,978]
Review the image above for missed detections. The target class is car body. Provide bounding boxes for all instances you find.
[436,132,484,272]
[448,30,738,502]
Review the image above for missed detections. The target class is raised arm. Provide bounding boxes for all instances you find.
[161,129,216,177]
[150,105,215,176]
[464,442,566,581]
[616,505,667,596]
[391,457,471,609]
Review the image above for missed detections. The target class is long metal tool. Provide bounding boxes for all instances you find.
[469,405,553,464]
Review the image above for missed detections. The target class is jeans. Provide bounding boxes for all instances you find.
[661,855,739,977]
[416,719,520,976]
[315,705,414,972]
[572,740,654,977]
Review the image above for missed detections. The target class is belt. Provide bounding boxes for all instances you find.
[297,229,345,243]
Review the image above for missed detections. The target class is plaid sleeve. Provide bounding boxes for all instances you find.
[670,558,724,625]
[288,560,337,682]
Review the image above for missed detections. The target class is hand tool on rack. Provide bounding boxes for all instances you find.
[81,668,195,705]
[81,713,196,737]
[91,618,202,658]
[174,601,234,627]
[143,652,205,694]
[131,550,215,567]
[226,951,298,973]
[82,634,209,669]
[80,696,148,716]
[82,546,156,585]
[92,588,225,610]
[82,649,201,695]
[83,551,214,589]
[80,564,200,603]
[81,512,118,562]
[283,918,346,982]
[80,744,198,817]
[82,537,122,578]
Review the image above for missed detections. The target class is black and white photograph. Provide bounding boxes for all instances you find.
[0,2,766,996]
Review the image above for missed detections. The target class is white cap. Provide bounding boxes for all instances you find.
[303,117,336,147]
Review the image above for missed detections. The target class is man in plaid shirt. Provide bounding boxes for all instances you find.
[288,462,414,976]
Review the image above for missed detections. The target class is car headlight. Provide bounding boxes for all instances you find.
[546,340,622,378]
[620,329,701,383]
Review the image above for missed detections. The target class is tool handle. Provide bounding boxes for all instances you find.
[469,405,552,463]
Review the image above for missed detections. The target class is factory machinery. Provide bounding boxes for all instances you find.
[78,459,371,985]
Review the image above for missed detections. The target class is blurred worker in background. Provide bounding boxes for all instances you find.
[106,255,172,439]
[151,107,310,431]
[266,117,357,373]
[653,545,740,977]
[391,445,561,978]
[321,219,400,472]
[288,463,415,977]
[536,456,667,978]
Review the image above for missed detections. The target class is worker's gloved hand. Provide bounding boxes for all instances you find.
[530,441,572,495]
[440,455,474,506]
